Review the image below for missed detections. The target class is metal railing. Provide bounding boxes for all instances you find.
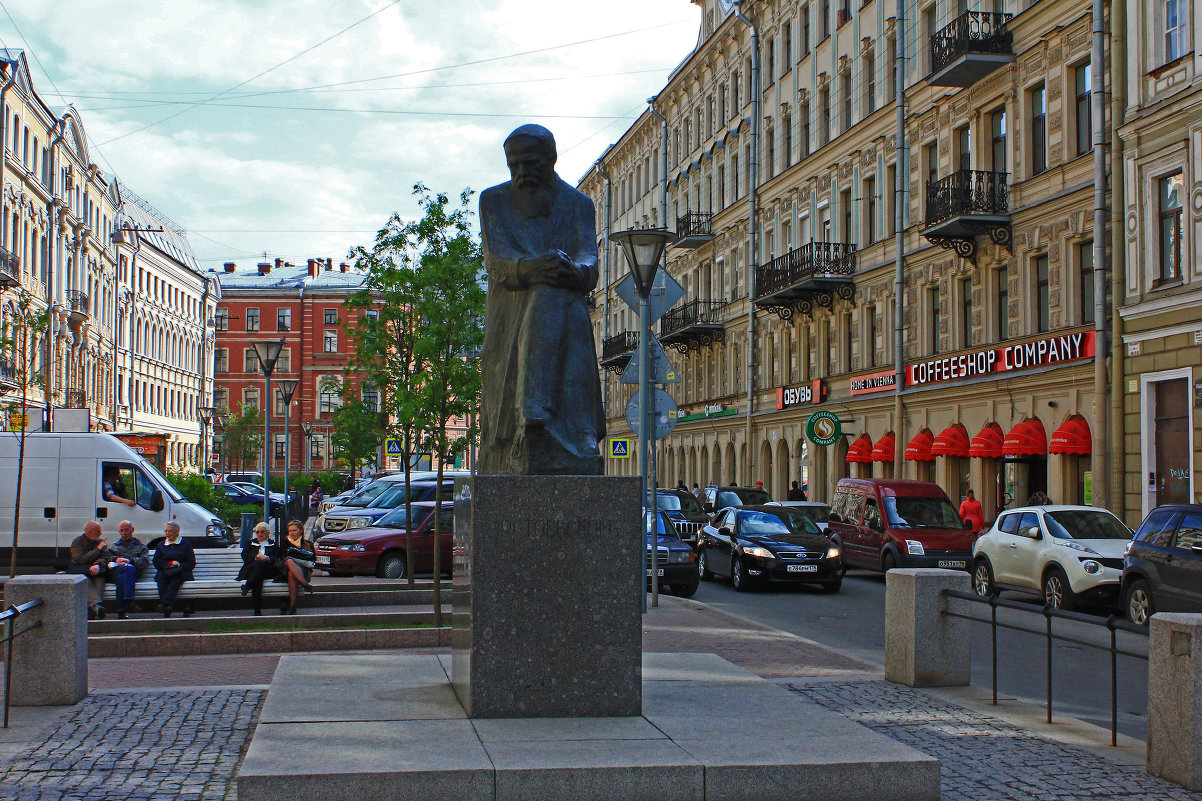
[0,356,15,386]
[0,246,18,288]
[931,11,1014,75]
[66,389,87,408]
[755,242,856,298]
[660,299,725,338]
[601,331,638,362]
[675,212,714,240]
[2,598,44,727]
[925,169,1009,228]
[65,289,89,315]
[942,589,1147,746]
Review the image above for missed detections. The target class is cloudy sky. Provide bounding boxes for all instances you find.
[1,0,701,270]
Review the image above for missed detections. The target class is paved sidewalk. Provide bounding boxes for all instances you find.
[0,595,1196,800]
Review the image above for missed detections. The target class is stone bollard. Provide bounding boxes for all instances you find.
[1147,613,1202,790]
[4,574,88,705]
[884,568,971,687]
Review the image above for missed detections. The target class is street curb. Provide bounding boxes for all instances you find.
[88,625,451,657]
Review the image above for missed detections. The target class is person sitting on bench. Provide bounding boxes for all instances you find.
[106,520,150,618]
[239,523,277,616]
[153,522,195,618]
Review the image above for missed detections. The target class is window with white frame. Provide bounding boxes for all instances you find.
[1158,171,1184,284]
[323,330,338,353]
[1166,0,1187,62]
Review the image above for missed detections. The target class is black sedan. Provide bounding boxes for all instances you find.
[647,511,699,598]
[698,505,843,592]
[218,483,284,516]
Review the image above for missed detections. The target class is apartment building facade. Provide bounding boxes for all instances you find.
[584,0,1109,526]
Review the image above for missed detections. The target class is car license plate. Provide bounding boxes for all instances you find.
[938,560,967,569]
[645,569,664,577]
[786,564,818,572]
[316,555,330,565]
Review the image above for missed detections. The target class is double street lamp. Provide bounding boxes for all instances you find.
[277,378,300,529]
[300,420,313,475]
[252,338,285,527]
[198,405,223,476]
[610,227,674,610]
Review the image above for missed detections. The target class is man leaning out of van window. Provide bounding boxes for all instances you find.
[103,466,137,508]
[70,521,109,620]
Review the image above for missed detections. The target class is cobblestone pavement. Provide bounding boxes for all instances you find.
[0,690,263,801]
[790,679,1201,801]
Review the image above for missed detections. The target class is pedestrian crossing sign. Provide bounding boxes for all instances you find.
[609,438,632,459]
[385,437,403,455]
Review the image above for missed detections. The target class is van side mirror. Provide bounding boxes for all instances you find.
[149,489,164,512]
[718,526,732,538]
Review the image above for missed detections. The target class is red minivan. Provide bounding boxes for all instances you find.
[826,479,977,572]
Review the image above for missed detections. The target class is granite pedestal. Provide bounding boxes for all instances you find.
[237,652,941,801]
[884,568,971,688]
[451,474,642,718]
[4,574,88,706]
[1147,612,1202,790]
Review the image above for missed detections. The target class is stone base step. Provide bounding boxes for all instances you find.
[89,623,451,658]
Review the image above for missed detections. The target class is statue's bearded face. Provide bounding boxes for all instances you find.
[505,136,555,191]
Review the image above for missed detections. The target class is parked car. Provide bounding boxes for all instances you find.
[700,485,772,515]
[826,479,976,573]
[655,489,708,546]
[697,505,843,592]
[971,505,1133,610]
[222,472,265,485]
[1121,504,1202,625]
[313,479,456,535]
[766,501,832,532]
[227,482,288,504]
[314,501,454,579]
[218,483,284,516]
[646,511,699,597]
[319,471,451,514]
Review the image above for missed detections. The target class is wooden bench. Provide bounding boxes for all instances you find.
[100,548,288,602]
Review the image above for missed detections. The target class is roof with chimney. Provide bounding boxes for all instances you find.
[217,258,370,293]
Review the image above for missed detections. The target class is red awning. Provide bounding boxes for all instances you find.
[1049,415,1091,456]
[904,429,935,462]
[871,432,896,462]
[969,423,1005,459]
[931,424,970,458]
[846,434,874,463]
[1003,418,1048,457]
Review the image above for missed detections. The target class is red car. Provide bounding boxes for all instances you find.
[314,501,453,580]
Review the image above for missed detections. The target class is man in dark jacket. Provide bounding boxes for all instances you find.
[106,520,151,618]
[153,522,195,618]
[69,521,109,619]
[787,481,807,501]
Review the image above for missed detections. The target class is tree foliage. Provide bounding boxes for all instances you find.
[220,402,264,472]
[329,396,384,479]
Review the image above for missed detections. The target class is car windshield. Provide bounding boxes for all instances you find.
[377,507,419,528]
[883,497,962,529]
[1045,510,1131,540]
[346,483,388,507]
[738,511,821,536]
[657,494,703,513]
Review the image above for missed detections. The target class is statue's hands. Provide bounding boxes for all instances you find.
[520,251,580,288]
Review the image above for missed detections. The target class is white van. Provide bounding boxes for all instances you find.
[0,432,233,571]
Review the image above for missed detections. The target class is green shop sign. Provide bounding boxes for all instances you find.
[806,411,842,446]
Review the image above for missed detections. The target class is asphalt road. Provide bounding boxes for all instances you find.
[691,567,1151,742]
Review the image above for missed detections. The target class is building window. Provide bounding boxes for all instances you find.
[276,308,291,331]
[245,308,260,332]
[819,88,831,146]
[766,36,776,83]
[996,265,1009,341]
[886,164,897,235]
[1079,241,1095,325]
[311,435,325,459]
[276,348,291,373]
[864,52,876,115]
[955,125,971,171]
[1030,85,1047,175]
[866,305,878,367]
[990,108,1007,172]
[841,188,854,244]
[323,330,338,353]
[214,348,228,373]
[1166,0,1186,62]
[766,124,776,176]
[275,388,290,416]
[319,384,339,415]
[244,386,260,410]
[961,278,973,348]
[782,114,792,169]
[214,309,228,332]
[244,348,259,373]
[363,386,379,412]
[886,35,897,103]
[928,286,940,354]
[1035,254,1050,333]
[841,70,853,133]
[275,435,285,460]
[324,308,338,325]
[1075,62,1092,156]
[782,22,792,69]
[1158,172,1184,284]
[821,0,831,39]
[213,387,228,411]
[801,6,811,56]
[865,176,878,244]
[800,103,810,157]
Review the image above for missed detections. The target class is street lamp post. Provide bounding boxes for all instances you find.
[300,420,313,476]
[610,228,674,610]
[199,405,219,477]
[277,379,300,530]
[252,338,285,528]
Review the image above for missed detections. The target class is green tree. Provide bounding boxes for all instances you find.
[406,186,485,626]
[220,402,264,473]
[329,394,384,479]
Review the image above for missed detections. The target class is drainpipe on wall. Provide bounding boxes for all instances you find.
[1090,0,1109,508]
[892,0,908,481]
[595,156,613,418]
[1108,0,1127,521]
[732,3,760,484]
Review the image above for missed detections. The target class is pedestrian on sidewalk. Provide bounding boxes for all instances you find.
[959,489,985,532]
[692,482,705,505]
[239,523,276,616]
[278,520,316,615]
[106,520,150,618]
[69,521,109,619]
[787,481,807,501]
[154,522,195,618]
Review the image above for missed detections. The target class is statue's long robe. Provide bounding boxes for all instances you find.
[477,177,605,475]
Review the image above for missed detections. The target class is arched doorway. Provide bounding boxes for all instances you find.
[758,440,773,489]
[724,442,736,484]
[711,446,722,485]
[775,439,790,498]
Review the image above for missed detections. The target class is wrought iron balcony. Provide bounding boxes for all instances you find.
[923,169,1011,263]
[0,356,15,387]
[65,289,89,328]
[672,212,715,249]
[600,330,638,372]
[0,246,18,289]
[929,11,1014,87]
[66,389,87,409]
[753,242,856,319]
[659,299,726,353]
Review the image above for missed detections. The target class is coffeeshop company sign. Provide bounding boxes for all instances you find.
[806,411,842,447]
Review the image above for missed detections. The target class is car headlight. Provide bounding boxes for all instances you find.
[341,543,366,552]
[314,515,326,529]
[826,544,842,559]
[346,517,368,529]
[742,546,774,559]
[668,550,693,563]
[906,540,926,556]
[1081,559,1102,574]
[1063,541,1099,555]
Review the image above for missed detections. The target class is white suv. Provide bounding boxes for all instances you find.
[971,505,1133,610]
